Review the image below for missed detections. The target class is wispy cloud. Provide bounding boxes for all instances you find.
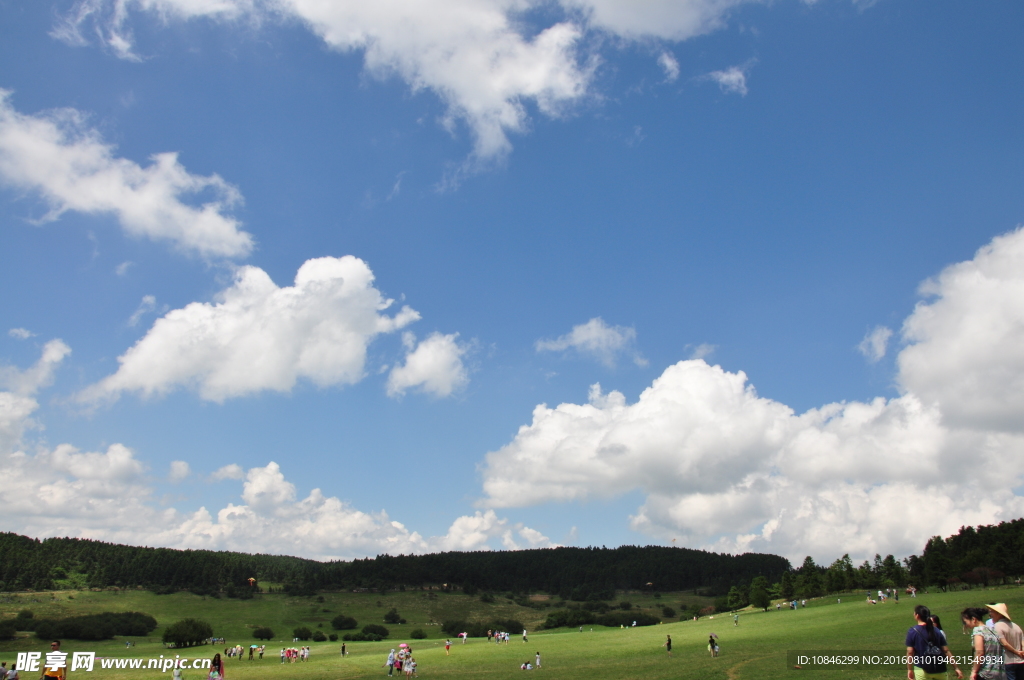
[536,317,647,367]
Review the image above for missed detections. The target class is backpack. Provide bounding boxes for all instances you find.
[915,627,946,673]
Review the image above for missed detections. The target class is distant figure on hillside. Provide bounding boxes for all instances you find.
[445,639,451,655]
[734,614,739,626]
[664,635,672,657]
[523,629,528,642]
[341,643,346,657]
[535,652,541,668]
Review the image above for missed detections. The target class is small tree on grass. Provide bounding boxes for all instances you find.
[331,615,358,630]
[163,619,213,648]
[253,627,274,640]
[410,629,427,639]
[293,627,312,641]
[749,576,771,611]
[312,631,327,642]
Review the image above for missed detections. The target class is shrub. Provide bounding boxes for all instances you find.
[293,627,312,641]
[479,593,495,603]
[36,612,158,641]
[328,634,338,642]
[410,628,427,639]
[619,601,632,610]
[331,615,358,630]
[163,619,213,648]
[661,606,676,618]
[594,612,660,627]
[0,621,16,640]
[253,627,274,640]
[361,624,390,638]
[541,610,595,629]
[312,630,327,642]
[342,632,382,642]
[383,608,402,624]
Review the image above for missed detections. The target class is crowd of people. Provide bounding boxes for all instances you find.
[279,646,310,662]
[905,603,1024,680]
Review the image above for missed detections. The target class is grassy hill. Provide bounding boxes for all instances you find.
[1,586,1020,679]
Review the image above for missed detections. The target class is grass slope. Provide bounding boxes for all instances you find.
[2,587,1020,679]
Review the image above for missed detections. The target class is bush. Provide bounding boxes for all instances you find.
[619,601,632,610]
[0,621,16,640]
[331,615,358,630]
[361,624,390,638]
[312,631,327,642]
[541,610,595,629]
[253,627,274,640]
[410,629,427,639]
[293,627,312,641]
[36,612,158,641]
[163,619,213,648]
[328,634,338,642]
[383,608,402,624]
[342,632,382,642]
[661,606,676,618]
[479,593,495,603]
[594,612,660,627]
[441,619,523,638]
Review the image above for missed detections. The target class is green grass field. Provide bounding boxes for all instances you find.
[2,587,1021,679]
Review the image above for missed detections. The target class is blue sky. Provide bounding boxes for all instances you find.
[1,0,1023,564]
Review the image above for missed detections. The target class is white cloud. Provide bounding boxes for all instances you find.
[0,339,71,396]
[168,460,191,482]
[657,51,680,82]
[79,256,421,403]
[8,328,34,340]
[211,463,244,481]
[898,227,1024,432]
[128,294,157,327]
[387,332,469,398]
[0,344,552,558]
[536,317,646,367]
[481,228,1024,561]
[704,64,750,96]
[689,343,716,361]
[0,90,252,259]
[857,325,892,363]
[53,0,774,161]
[115,261,134,277]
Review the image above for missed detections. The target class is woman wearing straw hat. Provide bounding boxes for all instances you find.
[987,604,1024,680]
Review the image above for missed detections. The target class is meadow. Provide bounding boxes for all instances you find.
[1,586,1021,680]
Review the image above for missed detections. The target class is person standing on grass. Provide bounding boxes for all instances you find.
[41,640,66,680]
[987,604,1024,680]
[209,653,225,680]
[905,605,962,680]
[341,643,346,657]
[962,607,1004,680]
[385,649,396,677]
[708,635,718,657]
[445,640,451,656]
[535,652,541,668]
[734,614,739,626]
[664,635,672,657]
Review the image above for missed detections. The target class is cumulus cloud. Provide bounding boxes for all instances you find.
[387,332,469,398]
[0,344,552,558]
[657,51,680,82]
[482,228,1024,561]
[52,0,775,161]
[9,328,34,339]
[898,227,1024,432]
[536,317,646,367]
[168,460,191,482]
[80,256,421,403]
[704,64,750,96]
[0,339,71,396]
[857,325,892,363]
[211,463,244,481]
[0,90,252,258]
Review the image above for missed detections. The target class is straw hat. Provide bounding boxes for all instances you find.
[986,603,1012,621]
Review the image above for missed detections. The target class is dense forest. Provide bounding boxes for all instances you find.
[0,533,787,596]
[2,518,1020,602]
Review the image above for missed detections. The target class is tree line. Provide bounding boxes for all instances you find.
[722,519,1024,610]
[0,533,787,596]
